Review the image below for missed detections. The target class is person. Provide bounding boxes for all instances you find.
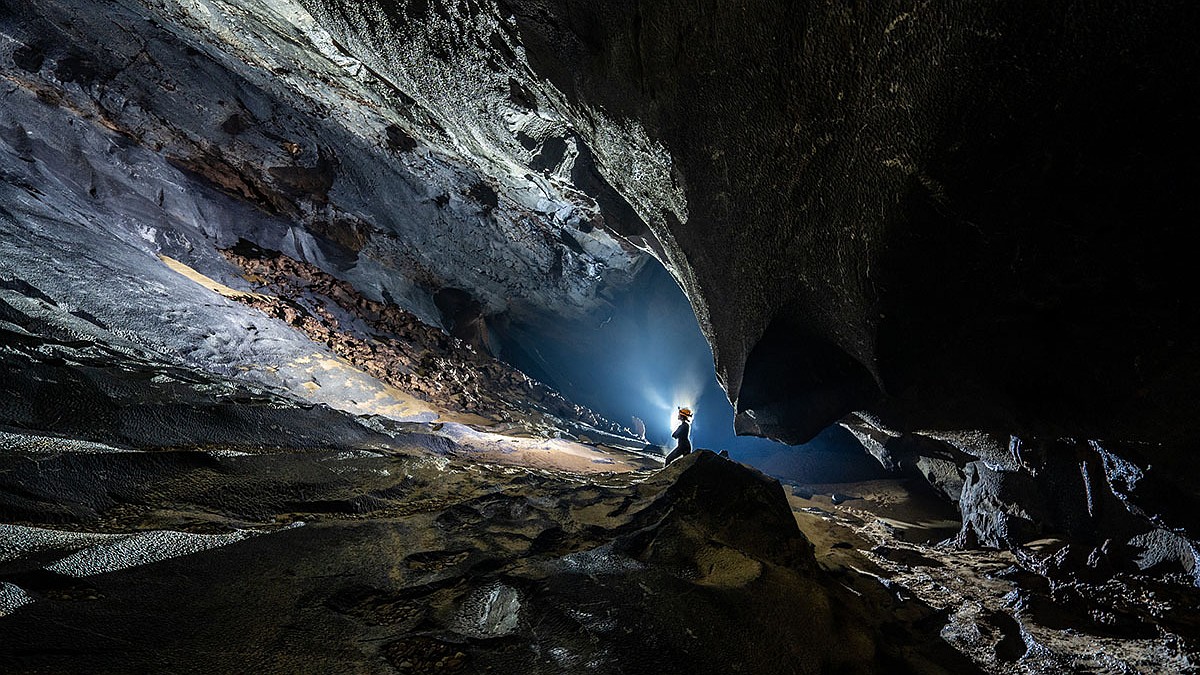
[663,407,693,465]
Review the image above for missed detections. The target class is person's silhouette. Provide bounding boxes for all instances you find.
[663,407,693,465]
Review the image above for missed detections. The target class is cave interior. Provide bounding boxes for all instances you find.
[1,0,1199,673]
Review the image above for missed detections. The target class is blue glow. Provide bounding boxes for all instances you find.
[497,260,873,475]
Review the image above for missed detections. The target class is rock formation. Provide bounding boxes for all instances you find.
[1,447,983,674]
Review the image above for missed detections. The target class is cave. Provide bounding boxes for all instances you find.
[1,0,1198,673]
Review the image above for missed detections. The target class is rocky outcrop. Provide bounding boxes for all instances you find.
[0,0,652,440]
[0,446,975,674]
[844,413,1200,585]
[0,0,644,338]
[0,280,391,454]
[841,413,969,504]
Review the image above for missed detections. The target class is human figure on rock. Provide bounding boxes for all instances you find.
[663,407,693,465]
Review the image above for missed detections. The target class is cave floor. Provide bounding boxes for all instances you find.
[786,480,1199,674]
[0,437,1195,674]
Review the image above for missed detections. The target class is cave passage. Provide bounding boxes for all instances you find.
[5,0,1200,670]
[494,259,878,482]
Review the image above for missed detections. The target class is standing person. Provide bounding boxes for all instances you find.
[663,407,693,465]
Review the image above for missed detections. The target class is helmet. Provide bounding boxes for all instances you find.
[677,407,693,419]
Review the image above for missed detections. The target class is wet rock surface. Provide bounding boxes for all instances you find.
[1,450,975,674]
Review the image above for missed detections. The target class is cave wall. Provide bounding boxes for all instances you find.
[0,0,660,427]
[491,0,1200,448]
[17,0,1198,448]
[1,0,646,330]
[257,0,1200,468]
